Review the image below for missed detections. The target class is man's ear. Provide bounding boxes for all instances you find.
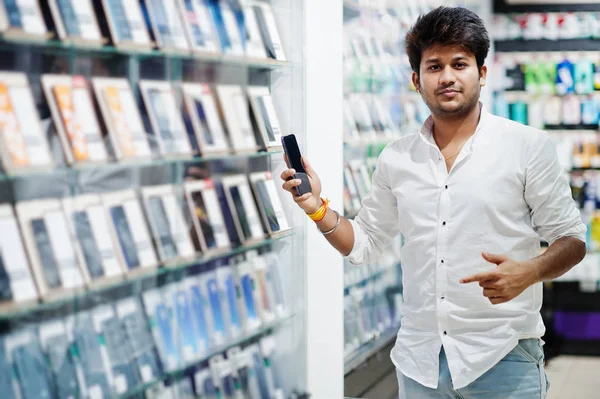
[412,71,420,93]
[479,65,488,87]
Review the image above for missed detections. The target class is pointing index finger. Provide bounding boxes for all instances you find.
[460,271,497,284]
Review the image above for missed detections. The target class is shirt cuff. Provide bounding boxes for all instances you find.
[345,218,367,266]
[547,223,587,246]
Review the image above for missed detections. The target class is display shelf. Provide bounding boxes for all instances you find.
[344,137,398,147]
[493,0,600,14]
[0,36,292,70]
[498,90,600,98]
[494,39,600,53]
[570,167,600,172]
[343,1,381,19]
[120,314,295,399]
[545,124,599,131]
[344,327,399,375]
[0,231,294,324]
[344,269,386,296]
[345,210,359,219]
[0,150,284,183]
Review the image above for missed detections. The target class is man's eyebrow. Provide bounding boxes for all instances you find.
[425,55,469,64]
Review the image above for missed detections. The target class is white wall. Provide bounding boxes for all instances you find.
[304,0,345,397]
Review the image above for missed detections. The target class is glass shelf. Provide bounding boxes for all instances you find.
[0,231,294,323]
[344,326,399,375]
[0,150,284,183]
[0,36,292,70]
[344,137,398,147]
[344,269,386,296]
[120,313,295,399]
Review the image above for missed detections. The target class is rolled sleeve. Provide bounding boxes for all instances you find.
[345,149,399,266]
[525,132,587,245]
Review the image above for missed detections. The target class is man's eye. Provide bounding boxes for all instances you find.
[428,65,440,71]
[455,63,466,68]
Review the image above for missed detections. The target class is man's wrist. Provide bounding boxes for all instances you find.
[305,197,323,215]
[523,259,542,286]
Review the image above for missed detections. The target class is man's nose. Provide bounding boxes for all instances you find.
[439,65,456,86]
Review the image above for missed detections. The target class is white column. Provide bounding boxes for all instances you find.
[304,0,345,397]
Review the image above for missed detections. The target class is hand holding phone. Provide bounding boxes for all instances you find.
[281,134,311,195]
[280,134,322,214]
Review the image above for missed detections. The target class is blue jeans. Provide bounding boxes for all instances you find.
[397,339,549,399]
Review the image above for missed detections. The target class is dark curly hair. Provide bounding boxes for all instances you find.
[404,6,490,76]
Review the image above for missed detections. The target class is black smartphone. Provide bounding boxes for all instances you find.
[281,134,312,196]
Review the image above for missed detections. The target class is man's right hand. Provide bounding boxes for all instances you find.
[280,155,323,214]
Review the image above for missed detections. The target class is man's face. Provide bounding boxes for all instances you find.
[412,44,486,119]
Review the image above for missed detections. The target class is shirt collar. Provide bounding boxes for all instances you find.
[419,102,491,150]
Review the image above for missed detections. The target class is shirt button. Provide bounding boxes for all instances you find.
[442,221,446,226]
[441,260,444,264]
[445,185,448,189]
[444,331,447,335]
[441,296,445,300]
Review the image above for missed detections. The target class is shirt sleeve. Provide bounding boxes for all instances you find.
[346,150,400,266]
[524,132,586,245]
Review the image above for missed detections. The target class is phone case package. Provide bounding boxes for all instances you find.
[222,174,265,245]
[91,305,140,395]
[181,83,230,155]
[102,190,159,275]
[16,199,85,298]
[99,0,152,49]
[263,252,288,318]
[0,336,21,399]
[216,85,259,153]
[227,346,261,398]
[208,354,236,398]
[38,320,82,399]
[141,185,196,263]
[185,179,232,253]
[48,0,103,43]
[216,263,244,339]
[142,288,182,372]
[139,80,193,157]
[196,270,230,346]
[164,282,203,364]
[116,297,163,384]
[145,0,190,52]
[66,312,112,399]
[209,0,244,55]
[239,5,267,58]
[0,0,48,38]
[62,194,126,287]
[253,3,286,61]
[42,74,108,165]
[92,77,152,160]
[193,367,218,399]
[0,72,53,173]
[178,0,220,54]
[234,259,262,332]
[4,329,54,399]
[248,252,278,323]
[247,86,283,151]
[245,341,280,399]
[182,276,211,353]
[0,204,39,308]
[249,171,291,237]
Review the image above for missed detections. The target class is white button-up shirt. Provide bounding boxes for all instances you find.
[347,104,586,389]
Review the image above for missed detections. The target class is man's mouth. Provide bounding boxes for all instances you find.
[438,89,460,94]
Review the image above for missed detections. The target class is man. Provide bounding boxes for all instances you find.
[281,6,586,399]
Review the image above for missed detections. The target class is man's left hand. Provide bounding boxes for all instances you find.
[459,252,539,305]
